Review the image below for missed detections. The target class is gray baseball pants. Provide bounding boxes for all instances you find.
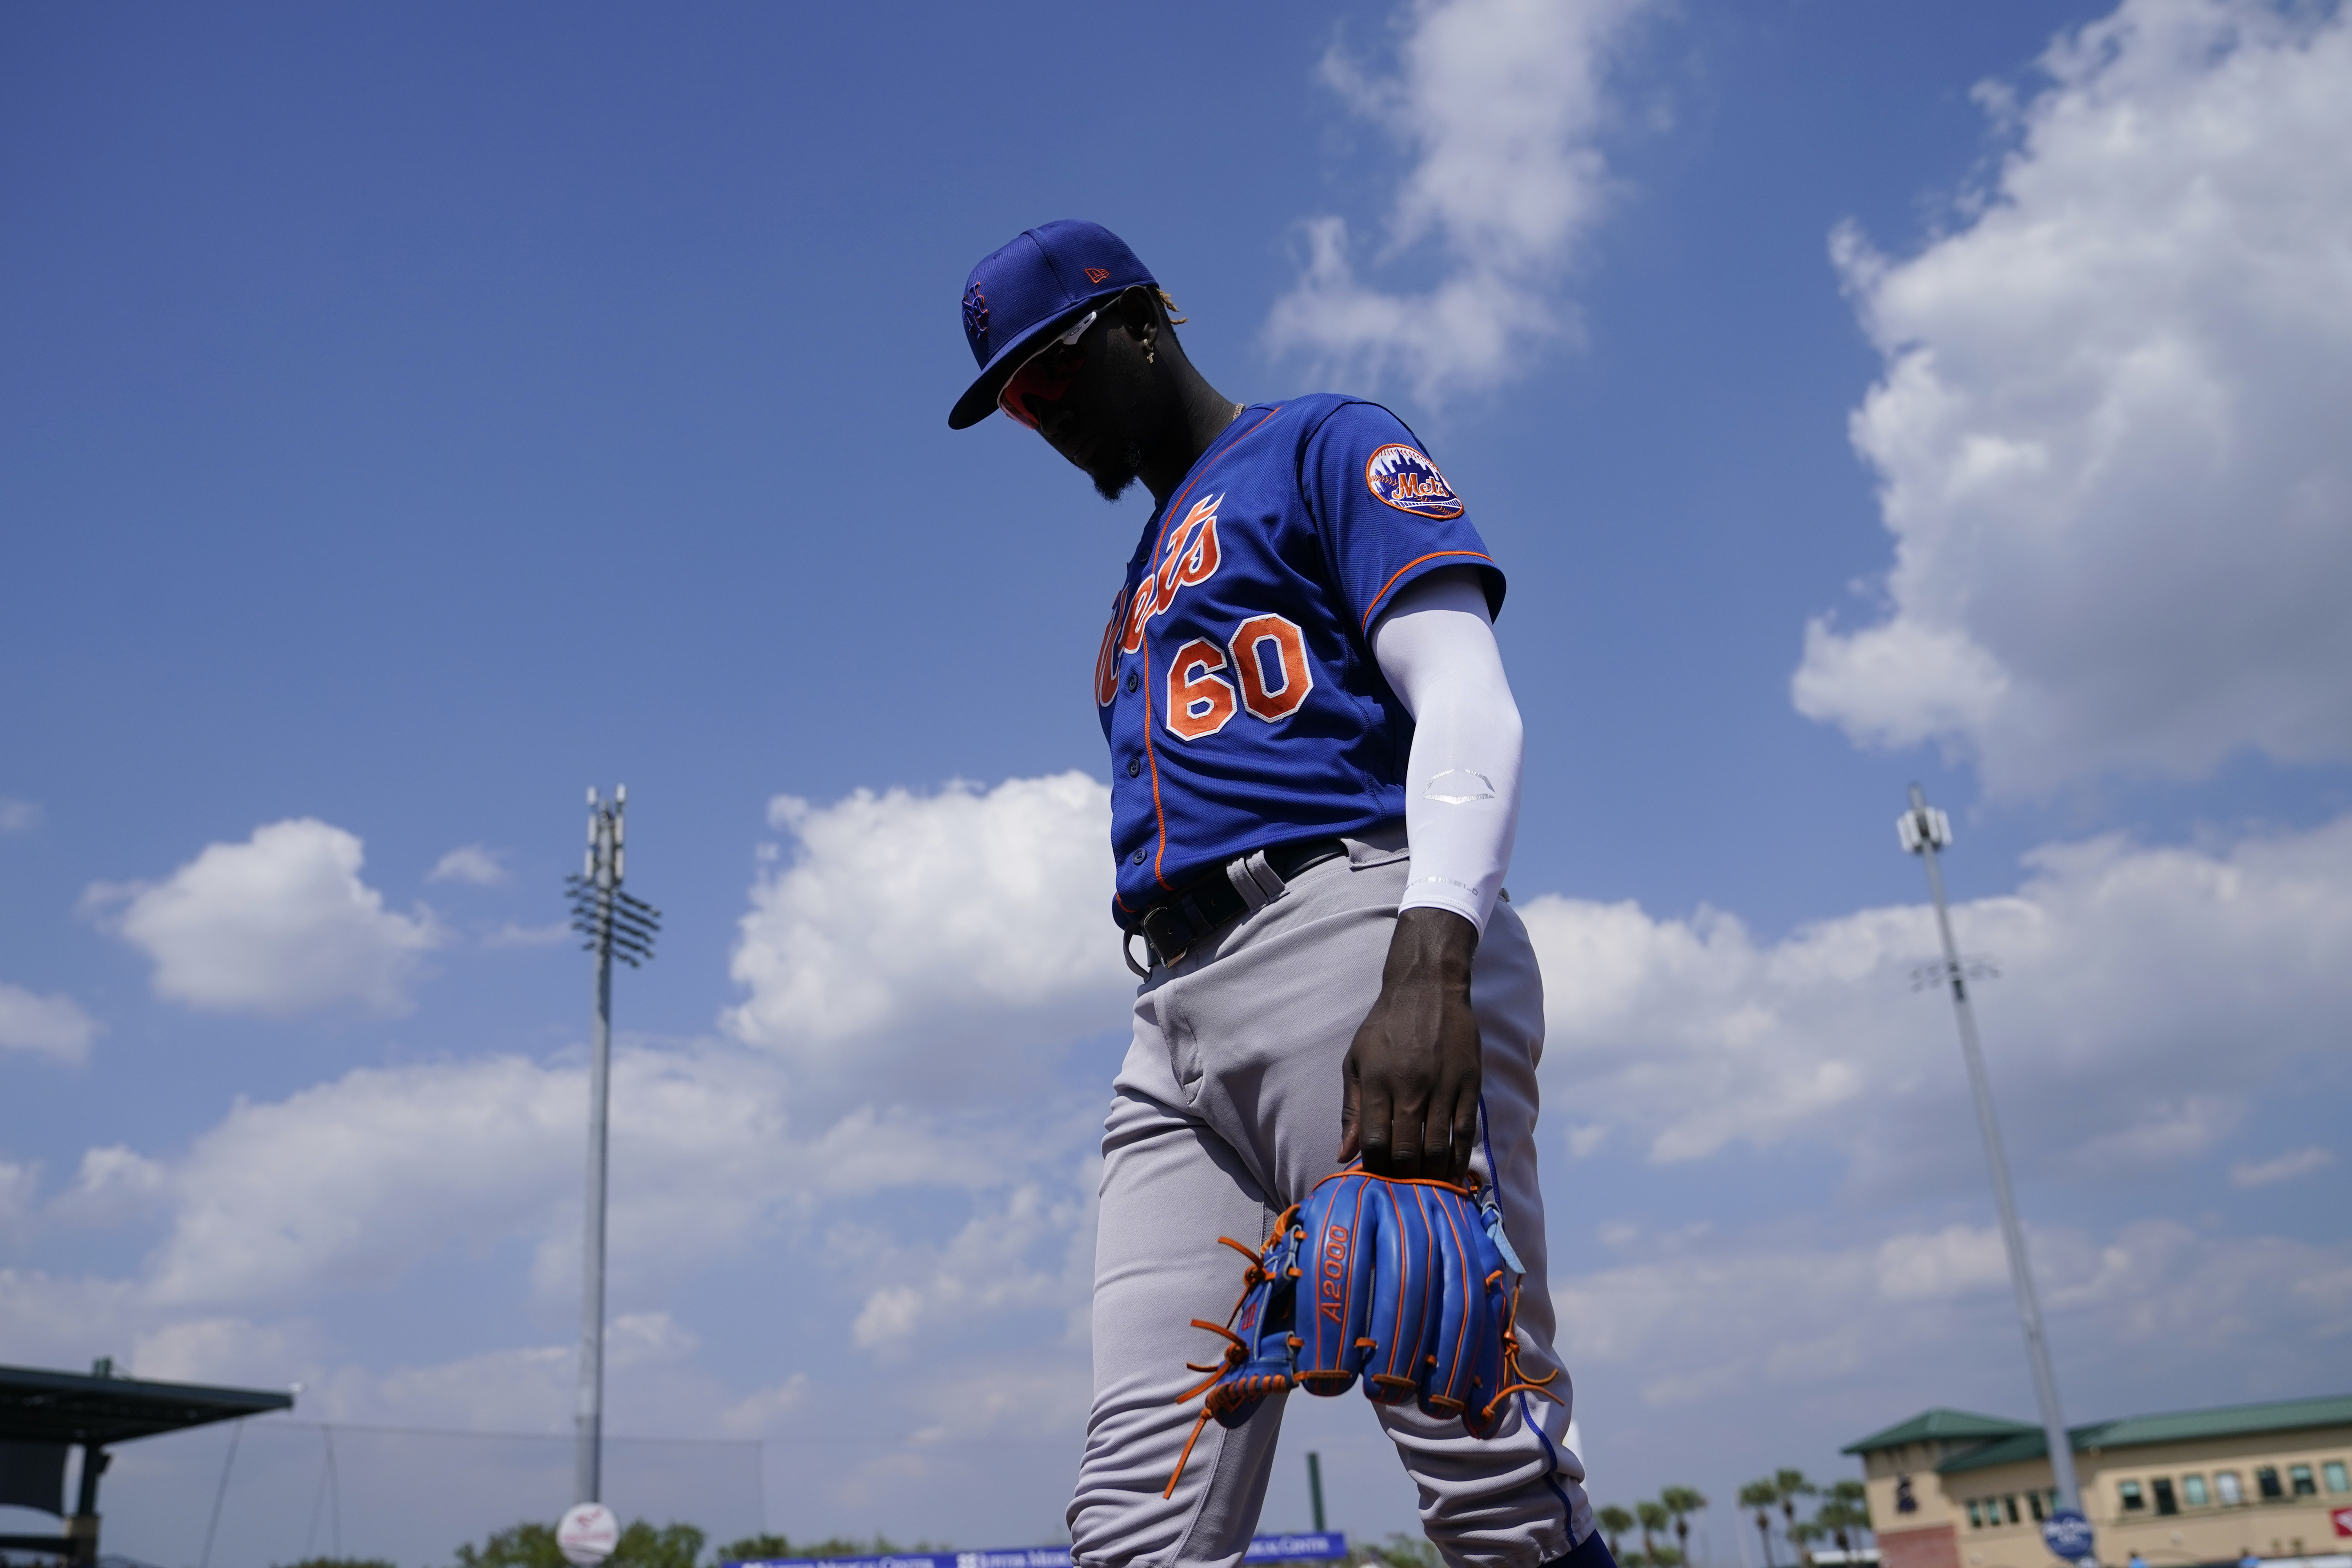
[1068,831,1594,1568]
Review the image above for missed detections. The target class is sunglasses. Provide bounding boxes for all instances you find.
[997,308,1099,428]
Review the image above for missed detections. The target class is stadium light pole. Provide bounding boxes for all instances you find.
[1898,784,2080,1521]
[567,786,660,1508]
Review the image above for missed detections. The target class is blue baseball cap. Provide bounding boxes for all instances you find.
[949,219,1157,429]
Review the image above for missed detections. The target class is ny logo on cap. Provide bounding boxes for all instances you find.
[962,283,989,345]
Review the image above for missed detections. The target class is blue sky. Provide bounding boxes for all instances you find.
[4,2,2349,1564]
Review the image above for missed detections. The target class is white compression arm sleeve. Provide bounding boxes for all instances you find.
[1369,568,1524,935]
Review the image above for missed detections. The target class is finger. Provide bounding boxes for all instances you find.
[1387,1089,1425,1179]
[1339,1058,1362,1164]
[1357,1078,1395,1175]
[1447,1082,1481,1186]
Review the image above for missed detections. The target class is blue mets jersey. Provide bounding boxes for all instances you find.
[1094,395,1505,926]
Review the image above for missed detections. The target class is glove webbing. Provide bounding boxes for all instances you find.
[1164,1210,1303,1498]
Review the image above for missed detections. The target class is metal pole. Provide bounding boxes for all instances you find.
[577,809,613,1506]
[1906,785,2080,1517]
[564,789,656,1516]
[1307,1451,1326,1534]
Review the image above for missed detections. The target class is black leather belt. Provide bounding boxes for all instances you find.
[1128,837,1348,975]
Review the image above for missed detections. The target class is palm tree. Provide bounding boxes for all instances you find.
[1661,1486,1708,1567]
[1775,1470,1818,1543]
[1815,1481,1873,1564]
[1638,1501,1671,1568]
[1598,1507,1637,1564]
[1788,1519,1826,1567]
[1739,1481,1780,1568]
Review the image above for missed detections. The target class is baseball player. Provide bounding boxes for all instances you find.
[948,221,1603,1568]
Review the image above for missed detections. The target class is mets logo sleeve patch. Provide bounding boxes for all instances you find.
[1365,444,1464,518]
[1093,396,1506,924]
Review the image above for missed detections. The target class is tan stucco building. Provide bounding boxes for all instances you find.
[1843,1395,2352,1568]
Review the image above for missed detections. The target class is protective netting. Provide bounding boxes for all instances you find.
[85,1420,765,1568]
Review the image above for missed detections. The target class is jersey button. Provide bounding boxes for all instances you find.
[1126,757,1141,778]
[1124,670,1139,694]
[1130,847,1146,864]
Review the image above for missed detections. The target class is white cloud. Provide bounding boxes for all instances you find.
[1265,0,1648,403]
[0,797,39,833]
[131,1314,322,1387]
[0,1162,39,1238]
[1794,0,2352,793]
[725,774,1129,1103]
[840,1173,1096,1358]
[1873,1224,2012,1302]
[428,844,508,886]
[1523,812,2352,1187]
[116,1032,1082,1319]
[1557,1216,2352,1419]
[0,982,99,1062]
[485,920,571,948]
[2230,1145,2334,1190]
[148,1053,615,1307]
[89,819,441,1015]
[53,1145,170,1227]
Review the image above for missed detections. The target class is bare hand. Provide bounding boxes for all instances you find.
[1339,907,1481,1183]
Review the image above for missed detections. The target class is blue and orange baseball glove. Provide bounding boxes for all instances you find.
[1165,1166,1558,1494]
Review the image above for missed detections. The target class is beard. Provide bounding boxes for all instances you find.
[1090,436,1147,502]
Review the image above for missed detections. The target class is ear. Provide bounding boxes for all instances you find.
[1110,285,1160,350]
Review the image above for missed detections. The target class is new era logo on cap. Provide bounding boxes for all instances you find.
[1085,267,1110,283]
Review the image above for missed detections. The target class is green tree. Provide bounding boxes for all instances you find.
[1814,1481,1874,1563]
[279,1559,398,1568]
[613,1524,707,1568]
[1359,1534,1443,1568]
[1596,1507,1637,1563]
[1773,1470,1818,1544]
[1661,1486,1708,1566]
[1637,1500,1671,1568]
[453,1522,564,1568]
[452,1520,705,1568]
[1739,1481,1780,1568]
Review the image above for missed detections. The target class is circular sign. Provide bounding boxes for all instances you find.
[2042,1508,2095,1561]
[559,1502,620,1566]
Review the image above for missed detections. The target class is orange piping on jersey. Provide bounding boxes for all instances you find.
[1362,550,1494,632]
[1139,633,1174,891]
[1137,406,1285,893]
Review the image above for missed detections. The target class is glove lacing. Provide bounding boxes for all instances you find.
[1479,1267,1563,1423]
[1163,1207,1304,1498]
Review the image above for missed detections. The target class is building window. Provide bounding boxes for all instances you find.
[2005,1497,2022,1524]
[2324,1461,2348,1494]
[2048,1490,2062,1515]
[2031,1494,2047,1523]
[2289,1466,2315,1498]
[2183,1475,2210,1508]
[2257,1467,2283,1501]
[1968,1502,1984,1529]
[2154,1479,2179,1516]
[2216,1472,2243,1506]
[2120,1481,2146,1512]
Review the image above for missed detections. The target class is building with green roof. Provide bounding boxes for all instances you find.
[1841,1394,2351,1568]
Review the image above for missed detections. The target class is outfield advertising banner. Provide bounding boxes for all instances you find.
[727,1533,1350,1568]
